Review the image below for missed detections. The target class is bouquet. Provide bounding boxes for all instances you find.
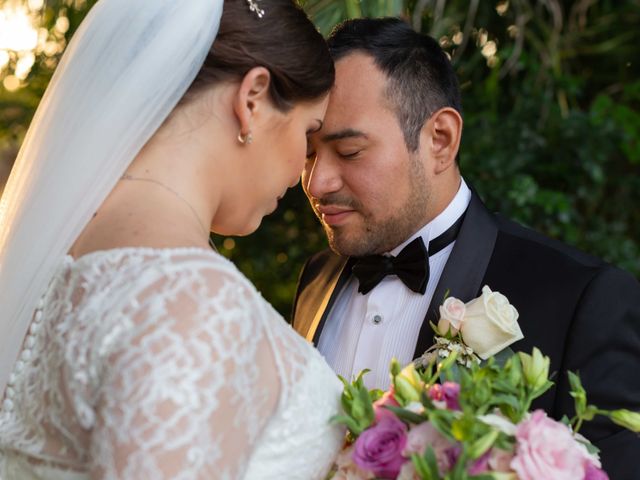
[328,287,640,480]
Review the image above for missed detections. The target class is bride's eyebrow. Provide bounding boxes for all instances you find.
[307,119,323,134]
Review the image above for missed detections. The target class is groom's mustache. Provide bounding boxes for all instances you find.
[314,194,362,211]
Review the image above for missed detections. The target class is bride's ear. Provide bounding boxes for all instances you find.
[233,66,272,137]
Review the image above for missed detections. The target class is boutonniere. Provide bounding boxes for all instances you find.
[415,285,524,369]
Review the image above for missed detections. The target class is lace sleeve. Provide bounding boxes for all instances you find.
[87,262,280,479]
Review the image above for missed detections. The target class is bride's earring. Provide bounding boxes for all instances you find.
[237,130,253,145]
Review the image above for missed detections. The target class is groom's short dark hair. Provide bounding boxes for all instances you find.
[328,17,462,152]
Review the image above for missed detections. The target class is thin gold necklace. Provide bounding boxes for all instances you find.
[120,174,217,251]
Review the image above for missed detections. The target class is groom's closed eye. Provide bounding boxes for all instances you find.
[337,150,361,159]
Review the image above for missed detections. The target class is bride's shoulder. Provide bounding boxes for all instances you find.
[157,247,259,299]
[125,246,260,303]
[69,246,263,314]
[73,246,248,286]
[73,246,272,358]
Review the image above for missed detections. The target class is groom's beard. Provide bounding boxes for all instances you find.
[314,162,431,257]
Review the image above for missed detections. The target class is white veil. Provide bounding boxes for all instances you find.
[0,0,224,395]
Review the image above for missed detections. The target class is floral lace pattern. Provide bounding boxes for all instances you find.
[0,248,343,479]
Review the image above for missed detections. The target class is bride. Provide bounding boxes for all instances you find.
[0,0,344,478]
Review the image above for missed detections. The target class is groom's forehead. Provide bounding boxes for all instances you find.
[313,91,395,144]
[332,53,388,104]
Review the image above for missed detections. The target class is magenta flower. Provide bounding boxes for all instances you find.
[445,444,462,468]
[353,416,408,478]
[468,450,491,475]
[428,382,461,410]
[584,463,610,480]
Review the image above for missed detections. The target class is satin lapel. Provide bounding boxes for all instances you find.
[310,258,353,344]
[294,253,352,344]
[413,191,499,358]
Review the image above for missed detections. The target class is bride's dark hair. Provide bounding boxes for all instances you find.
[183,0,334,111]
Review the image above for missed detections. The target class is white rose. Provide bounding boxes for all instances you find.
[437,297,466,335]
[459,285,523,359]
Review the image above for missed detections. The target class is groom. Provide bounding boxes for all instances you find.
[292,17,640,477]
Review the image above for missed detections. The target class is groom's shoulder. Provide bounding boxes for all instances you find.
[492,212,606,272]
[488,213,640,303]
[300,248,346,281]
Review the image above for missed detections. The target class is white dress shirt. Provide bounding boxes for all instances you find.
[317,179,472,390]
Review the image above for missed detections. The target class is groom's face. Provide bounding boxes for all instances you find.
[303,53,432,256]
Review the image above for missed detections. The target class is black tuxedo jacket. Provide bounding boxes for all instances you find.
[292,191,640,479]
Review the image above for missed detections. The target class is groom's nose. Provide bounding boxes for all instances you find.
[302,152,343,200]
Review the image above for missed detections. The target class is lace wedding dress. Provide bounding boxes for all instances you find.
[0,248,344,479]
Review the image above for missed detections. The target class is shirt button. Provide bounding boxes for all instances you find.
[372,314,383,325]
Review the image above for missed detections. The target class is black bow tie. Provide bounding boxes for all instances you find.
[351,212,465,295]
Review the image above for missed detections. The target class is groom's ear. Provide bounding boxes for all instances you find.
[423,107,462,174]
[233,66,272,134]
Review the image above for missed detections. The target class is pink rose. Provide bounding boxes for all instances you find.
[428,382,461,411]
[353,416,408,478]
[437,297,466,335]
[373,388,400,423]
[403,422,455,474]
[511,410,599,480]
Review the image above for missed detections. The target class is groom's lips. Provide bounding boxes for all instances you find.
[316,205,354,226]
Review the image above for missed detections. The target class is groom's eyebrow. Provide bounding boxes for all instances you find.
[321,129,367,142]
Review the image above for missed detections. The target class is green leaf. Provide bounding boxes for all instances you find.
[357,383,375,423]
[580,439,601,456]
[411,447,442,480]
[328,414,362,435]
[492,379,519,395]
[428,411,456,441]
[411,453,435,480]
[567,371,584,393]
[492,347,517,370]
[468,429,499,459]
[568,371,587,414]
[530,379,554,400]
[581,405,599,422]
[369,388,384,403]
[490,394,521,411]
[384,405,426,424]
[423,447,442,479]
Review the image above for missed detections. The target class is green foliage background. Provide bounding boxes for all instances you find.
[1,0,638,316]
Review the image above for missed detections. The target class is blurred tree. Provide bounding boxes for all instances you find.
[1,0,638,315]
[1,0,97,191]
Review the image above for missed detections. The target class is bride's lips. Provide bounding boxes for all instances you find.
[316,205,355,226]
